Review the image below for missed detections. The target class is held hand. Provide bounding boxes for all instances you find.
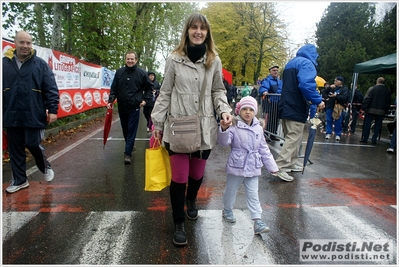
[140,101,146,108]
[107,103,113,109]
[317,102,325,110]
[47,113,57,125]
[220,120,230,131]
[221,112,233,125]
[153,129,163,140]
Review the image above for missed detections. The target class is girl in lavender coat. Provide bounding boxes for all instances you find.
[217,96,291,234]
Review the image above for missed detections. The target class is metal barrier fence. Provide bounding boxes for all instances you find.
[260,93,283,142]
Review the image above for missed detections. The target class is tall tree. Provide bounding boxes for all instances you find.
[202,2,287,85]
[316,2,396,92]
[316,2,376,83]
[50,3,64,51]
[2,2,196,72]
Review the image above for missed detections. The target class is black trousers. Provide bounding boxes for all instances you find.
[7,127,50,185]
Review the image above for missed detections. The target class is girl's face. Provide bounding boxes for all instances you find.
[188,21,208,46]
[240,107,255,125]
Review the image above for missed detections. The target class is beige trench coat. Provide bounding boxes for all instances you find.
[151,52,232,150]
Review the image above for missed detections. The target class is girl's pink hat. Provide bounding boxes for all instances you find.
[235,96,258,115]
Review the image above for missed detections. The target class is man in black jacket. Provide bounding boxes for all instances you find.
[359,77,392,144]
[108,51,153,164]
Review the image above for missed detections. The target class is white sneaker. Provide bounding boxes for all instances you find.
[44,167,54,182]
[325,134,331,139]
[6,180,29,193]
[281,164,303,173]
[335,136,340,141]
[290,164,303,172]
[386,148,395,153]
[271,171,294,182]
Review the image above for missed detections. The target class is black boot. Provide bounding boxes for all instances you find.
[186,199,198,220]
[173,222,187,246]
[186,176,203,220]
[170,181,186,223]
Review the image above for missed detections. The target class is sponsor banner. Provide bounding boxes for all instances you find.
[48,49,81,90]
[58,88,110,118]
[2,38,114,118]
[2,39,14,55]
[300,239,394,263]
[80,61,102,89]
[102,67,115,89]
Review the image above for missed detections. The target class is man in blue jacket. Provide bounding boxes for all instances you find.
[3,31,59,193]
[259,65,282,141]
[274,44,325,180]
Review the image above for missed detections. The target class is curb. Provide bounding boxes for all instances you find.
[45,112,105,139]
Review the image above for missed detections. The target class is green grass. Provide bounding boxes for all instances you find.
[48,107,107,129]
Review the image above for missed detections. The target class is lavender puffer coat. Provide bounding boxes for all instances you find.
[217,116,278,177]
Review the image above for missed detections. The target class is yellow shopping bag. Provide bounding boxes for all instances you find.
[145,140,171,191]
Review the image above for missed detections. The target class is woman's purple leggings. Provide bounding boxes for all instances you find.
[169,154,207,183]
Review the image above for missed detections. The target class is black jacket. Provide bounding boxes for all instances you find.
[146,71,161,107]
[322,85,348,110]
[362,84,391,116]
[109,64,153,114]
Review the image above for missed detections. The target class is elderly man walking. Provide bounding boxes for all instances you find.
[359,77,392,144]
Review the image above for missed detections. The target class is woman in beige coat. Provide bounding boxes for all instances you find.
[151,13,232,246]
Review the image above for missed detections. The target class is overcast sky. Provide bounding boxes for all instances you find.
[276,2,330,51]
[198,1,330,53]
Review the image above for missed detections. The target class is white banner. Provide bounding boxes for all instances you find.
[80,62,102,89]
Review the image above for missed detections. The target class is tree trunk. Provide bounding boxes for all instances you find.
[51,3,64,51]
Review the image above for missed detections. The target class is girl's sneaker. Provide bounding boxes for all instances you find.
[254,219,270,234]
[222,209,236,223]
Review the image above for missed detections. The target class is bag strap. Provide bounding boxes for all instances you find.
[197,72,207,115]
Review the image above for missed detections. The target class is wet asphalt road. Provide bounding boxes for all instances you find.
[2,110,397,265]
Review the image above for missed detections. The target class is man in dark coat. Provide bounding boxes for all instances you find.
[3,31,59,193]
[108,51,153,164]
[143,71,161,132]
[359,77,392,144]
[343,84,364,133]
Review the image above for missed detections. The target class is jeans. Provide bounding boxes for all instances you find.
[361,113,384,142]
[350,109,360,132]
[119,108,140,156]
[389,128,396,149]
[326,108,343,136]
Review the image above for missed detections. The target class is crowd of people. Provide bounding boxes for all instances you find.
[3,14,395,249]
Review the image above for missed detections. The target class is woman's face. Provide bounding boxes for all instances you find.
[188,21,208,46]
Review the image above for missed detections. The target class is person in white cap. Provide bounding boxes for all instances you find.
[217,96,292,235]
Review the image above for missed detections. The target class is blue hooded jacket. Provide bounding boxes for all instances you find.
[278,44,322,123]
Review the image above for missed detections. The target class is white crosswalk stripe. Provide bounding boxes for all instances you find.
[197,209,276,265]
[2,211,38,241]
[2,207,396,264]
[73,211,137,265]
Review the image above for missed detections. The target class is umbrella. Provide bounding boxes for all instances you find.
[103,107,113,149]
[302,112,322,174]
[315,76,326,88]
